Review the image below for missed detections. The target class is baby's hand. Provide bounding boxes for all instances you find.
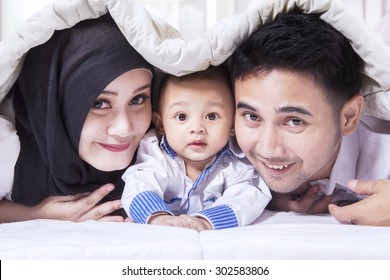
[178,215,213,232]
[148,213,212,231]
[148,213,186,227]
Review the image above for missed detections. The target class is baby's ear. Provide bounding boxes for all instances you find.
[229,127,235,137]
[152,112,165,135]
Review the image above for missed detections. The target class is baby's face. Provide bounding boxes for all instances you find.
[158,78,234,167]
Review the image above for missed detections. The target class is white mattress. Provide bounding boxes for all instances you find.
[0,210,389,259]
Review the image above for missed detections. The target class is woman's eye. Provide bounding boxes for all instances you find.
[130,94,150,105]
[206,113,217,120]
[243,112,259,122]
[92,100,110,109]
[286,118,304,127]
[175,113,187,121]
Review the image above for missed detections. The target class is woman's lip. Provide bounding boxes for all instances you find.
[99,143,131,152]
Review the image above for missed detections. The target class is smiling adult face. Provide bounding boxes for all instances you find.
[235,69,344,193]
[79,69,152,172]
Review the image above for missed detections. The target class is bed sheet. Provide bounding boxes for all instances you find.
[1,210,389,260]
[0,219,202,259]
[201,211,390,259]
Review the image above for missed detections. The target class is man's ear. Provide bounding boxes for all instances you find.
[152,112,165,135]
[341,95,364,136]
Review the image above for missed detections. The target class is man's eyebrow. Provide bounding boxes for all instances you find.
[276,106,312,116]
[237,102,313,116]
[236,102,258,112]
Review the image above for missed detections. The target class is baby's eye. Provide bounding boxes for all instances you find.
[92,100,110,109]
[130,94,149,105]
[175,113,187,121]
[243,112,259,122]
[206,113,217,120]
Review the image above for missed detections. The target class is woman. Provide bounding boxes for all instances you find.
[0,14,153,223]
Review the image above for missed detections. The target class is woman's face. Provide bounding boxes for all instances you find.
[79,69,152,171]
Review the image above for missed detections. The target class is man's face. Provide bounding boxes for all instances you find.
[234,69,342,193]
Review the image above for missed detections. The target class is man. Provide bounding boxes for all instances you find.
[230,10,390,226]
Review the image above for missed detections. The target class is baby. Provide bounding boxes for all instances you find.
[121,66,271,231]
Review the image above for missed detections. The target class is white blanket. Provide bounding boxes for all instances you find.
[1,211,389,259]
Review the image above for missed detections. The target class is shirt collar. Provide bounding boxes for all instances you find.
[160,135,177,158]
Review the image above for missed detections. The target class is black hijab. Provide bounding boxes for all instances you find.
[11,14,153,206]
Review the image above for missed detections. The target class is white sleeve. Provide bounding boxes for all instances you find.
[211,166,271,227]
[121,131,171,219]
[0,115,20,200]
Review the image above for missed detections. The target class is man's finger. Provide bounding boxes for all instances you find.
[289,186,319,213]
[307,195,334,214]
[348,179,380,196]
[328,203,356,224]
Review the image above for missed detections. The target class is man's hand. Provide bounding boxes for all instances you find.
[329,179,390,226]
[267,185,333,214]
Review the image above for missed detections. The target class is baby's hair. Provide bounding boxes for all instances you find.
[156,65,233,112]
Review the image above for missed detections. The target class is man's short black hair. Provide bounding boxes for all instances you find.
[230,10,363,112]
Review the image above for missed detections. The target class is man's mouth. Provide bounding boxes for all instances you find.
[265,163,290,170]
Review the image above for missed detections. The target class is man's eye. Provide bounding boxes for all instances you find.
[244,113,259,122]
[286,118,303,127]
[206,113,217,120]
[130,94,149,105]
[92,100,110,109]
[175,113,187,121]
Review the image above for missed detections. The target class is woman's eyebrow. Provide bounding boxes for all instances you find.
[101,83,151,95]
[135,83,152,92]
[101,90,118,95]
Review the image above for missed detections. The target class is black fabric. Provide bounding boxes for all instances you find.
[11,14,153,206]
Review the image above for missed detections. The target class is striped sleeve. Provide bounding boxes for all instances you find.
[129,191,172,224]
[198,205,238,230]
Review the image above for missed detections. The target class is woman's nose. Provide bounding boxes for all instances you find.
[107,112,133,138]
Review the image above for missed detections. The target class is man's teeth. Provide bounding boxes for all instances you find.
[266,164,289,170]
